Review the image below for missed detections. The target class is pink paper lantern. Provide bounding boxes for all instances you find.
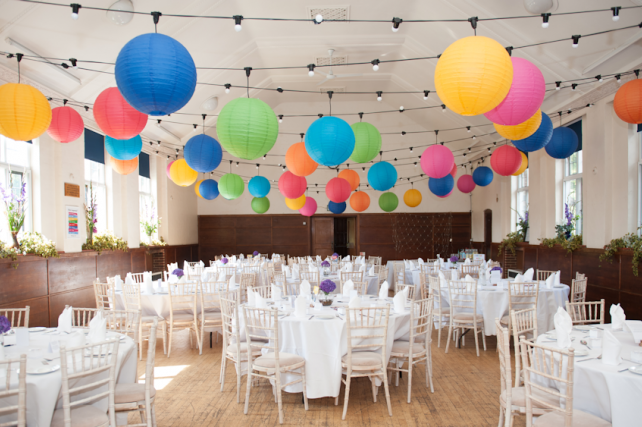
[326,177,351,203]
[437,190,453,199]
[484,58,545,126]
[490,145,522,176]
[278,171,307,199]
[420,145,455,179]
[93,87,148,139]
[166,160,175,179]
[449,163,457,178]
[47,106,84,143]
[457,174,476,193]
[299,197,317,217]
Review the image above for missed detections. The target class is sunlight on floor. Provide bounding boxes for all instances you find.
[139,365,190,390]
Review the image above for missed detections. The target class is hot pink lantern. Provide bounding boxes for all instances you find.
[449,163,457,178]
[166,160,175,179]
[437,190,453,198]
[278,171,307,199]
[490,145,522,176]
[299,197,317,217]
[457,174,476,193]
[484,58,545,126]
[47,106,84,143]
[420,145,455,179]
[326,177,351,203]
[93,87,148,139]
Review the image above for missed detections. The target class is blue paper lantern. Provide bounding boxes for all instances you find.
[473,166,494,187]
[545,127,579,159]
[512,113,553,153]
[367,161,397,191]
[115,33,197,116]
[248,176,271,198]
[105,135,142,161]
[184,134,222,173]
[305,117,355,166]
[429,175,454,196]
[328,201,346,214]
[199,179,219,200]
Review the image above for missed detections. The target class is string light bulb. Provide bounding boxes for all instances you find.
[371,59,380,71]
[236,162,239,167]
[69,58,78,68]
[315,14,324,24]
[616,74,622,83]
[71,3,81,19]
[391,17,402,32]
[541,13,550,28]
[466,126,471,132]
[409,147,413,153]
[472,135,476,140]
[423,90,430,100]
[612,7,620,22]
[278,115,283,123]
[376,91,382,102]
[399,106,404,112]
[307,64,315,77]
[233,15,243,32]
[572,83,578,91]
[224,84,231,94]
[596,75,603,83]
[441,104,447,112]
[555,81,561,90]
[572,35,581,48]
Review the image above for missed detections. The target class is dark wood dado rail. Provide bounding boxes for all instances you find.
[472,241,642,320]
[0,244,198,327]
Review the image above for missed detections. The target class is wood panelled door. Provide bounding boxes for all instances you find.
[311,217,334,257]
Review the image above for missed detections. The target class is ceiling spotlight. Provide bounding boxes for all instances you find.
[263,155,266,160]
[493,142,497,145]
[307,64,315,77]
[468,147,472,151]
[278,115,283,123]
[441,104,447,112]
[256,164,259,169]
[488,147,491,152]
[371,59,380,71]
[175,148,179,154]
[192,124,198,132]
[157,140,161,145]
[376,91,382,102]
[70,3,81,19]
[106,0,134,26]
[555,81,561,90]
[391,17,402,32]
[410,147,413,153]
[541,13,550,28]
[282,166,286,171]
[423,90,430,100]
[612,6,620,22]
[69,58,78,68]
[463,153,467,157]
[233,15,243,32]
[224,84,231,94]
[414,162,417,167]
[571,35,580,48]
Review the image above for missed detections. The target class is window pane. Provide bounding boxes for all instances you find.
[518,168,529,189]
[84,159,105,184]
[4,139,30,167]
[563,178,582,235]
[517,190,529,220]
[139,176,151,194]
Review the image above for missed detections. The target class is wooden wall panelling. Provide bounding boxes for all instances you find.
[49,286,96,327]
[0,295,50,328]
[0,257,48,306]
[96,251,132,281]
[48,255,97,294]
[131,248,146,273]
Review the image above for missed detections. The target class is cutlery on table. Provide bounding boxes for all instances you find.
[577,355,602,362]
[580,340,592,350]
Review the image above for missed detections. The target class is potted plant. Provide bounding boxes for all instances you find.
[140,202,160,245]
[319,279,336,306]
[0,173,27,248]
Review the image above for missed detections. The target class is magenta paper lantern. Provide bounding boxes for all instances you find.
[278,171,307,199]
[166,160,175,179]
[437,190,453,199]
[490,145,523,176]
[325,177,351,203]
[421,145,454,179]
[449,163,457,178]
[484,58,545,126]
[299,197,317,217]
[457,174,476,193]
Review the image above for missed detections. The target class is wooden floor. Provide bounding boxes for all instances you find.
[128,330,527,427]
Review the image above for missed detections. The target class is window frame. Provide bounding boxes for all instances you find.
[139,175,156,241]
[84,159,107,235]
[563,150,583,236]
[0,136,32,240]
[516,167,529,223]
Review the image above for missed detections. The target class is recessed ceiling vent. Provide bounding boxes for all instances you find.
[307,6,350,23]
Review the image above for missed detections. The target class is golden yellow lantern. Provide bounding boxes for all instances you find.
[170,159,198,187]
[494,110,541,140]
[0,83,52,141]
[512,152,528,176]
[195,180,204,198]
[404,189,422,208]
[434,36,513,116]
[285,195,306,210]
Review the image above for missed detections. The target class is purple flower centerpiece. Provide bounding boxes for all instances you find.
[172,268,184,278]
[321,260,331,276]
[491,266,503,273]
[319,279,336,305]
[0,315,11,335]
[221,257,228,265]
[253,251,259,257]
[449,255,459,263]
[321,260,330,268]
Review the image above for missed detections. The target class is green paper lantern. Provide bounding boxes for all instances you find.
[216,98,279,160]
[251,197,270,214]
[350,122,382,163]
[219,173,245,200]
[379,192,398,212]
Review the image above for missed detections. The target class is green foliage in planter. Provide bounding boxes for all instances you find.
[140,237,167,248]
[498,231,523,257]
[540,234,583,255]
[0,232,59,268]
[82,230,128,255]
[0,240,19,261]
[600,228,642,276]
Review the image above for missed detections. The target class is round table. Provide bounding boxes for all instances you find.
[534,324,642,426]
[0,328,136,426]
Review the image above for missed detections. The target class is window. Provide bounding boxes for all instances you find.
[138,153,156,241]
[85,159,107,234]
[0,135,32,243]
[563,121,582,235]
[516,166,529,221]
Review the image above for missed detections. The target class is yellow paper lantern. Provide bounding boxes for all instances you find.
[170,159,198,187]
[285,195,306,210]
[512,152,528,176]
[434,36,513,116]
[0,83,52,141]
[404,189,422,208]
[494,110,542,140]
[195,180,204,198]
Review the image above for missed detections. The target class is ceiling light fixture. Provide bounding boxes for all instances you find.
[571,35,580,48]
[441,104,447,112]
[70,3,81,19]
[224,84,231,94]
[233,15,243,32]
[541,13,551,28]
[616,74,622,83]
[202,96,218,111]
[106,0,134,26]
[314,14,324,24]
[371,59,380,71]
[307,64,315,77]
[555,81,561,90]
[278,115,283,123]
[391,17,402,32]
[612,6,621,21]
[376,91,382,101]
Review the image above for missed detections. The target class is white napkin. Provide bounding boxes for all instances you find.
[168,274,178,284]
[231,256,237,263]
[378,280,389,298]
[409,260,416,270]
[247,287,256,307]
[343,280,355,296]
[228,273,236,288]
[553,307,573,348]
[369,265,376,276]
[57,306,73,334]
[485,268,491,282]
[404,260,410,270]
[300,280,311,296]
[183,261,190,272]
[433,260,439,268]
[393,287,409,313]
[625,320,642,343]
[309,266,318,274]
[452,269,459,280]
[464,258,471,264]
[601,330,622,366]
[283,265,291,278]
[67,331,86,348]
[342,263,353,272]
[349,296,360,308]
[294,294,308,318]
[88,311,107,344]
[199,260,204,268]
[292,264,300,279]
[271,284,282,301]
[114,275,123,291]
[217,270,226,282]
[359,264,366,272]
[554,271,561,286]
[545,274,554,289]
[144,272,154,294]
[255,293,268,309]
[344,255,350,261]
[417,258,424,264]
[523,268,534,281]
[514,274,524,282]
[201,271,210,283]
[438,271,447,288]
[610,304,626,330]
[317,255,321,262]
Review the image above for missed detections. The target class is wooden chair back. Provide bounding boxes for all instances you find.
[129,273,147,284]
[0,307,29,328]
[447,280,479,318]
[67,306,101,328]
[570,278,587,303]
[461,265,479,278]
[167,283,198,324]
[341,271,363,290]
[495,319,513,417]
[565,300,604,325]
[344,306,391,369]
[536,270,556,281]
[94,281,115,311]
[510,308,538,387]
[394,262,405,284]
[0,354,27,427]
[300,271,319,286]
[395,283,416,300]
[409,297,433,345]
[242,307,281,366]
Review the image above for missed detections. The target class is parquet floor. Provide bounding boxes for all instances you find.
[128,330,527,427]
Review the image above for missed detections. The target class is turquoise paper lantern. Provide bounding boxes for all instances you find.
[251,197,270,214]
[429,175,454,196]
[199,179,219,200]
[350,122,381,163]
[184,134,222,173]
[305,116,355,166]
[368,161,397,191]
[216,98,279,160]
[379,192,398,212]
[545,127,578,159]
[115,33,197,116]
[473,166,494,187]
[219,173,245,200]
[105,135,142,161]
[248,176,271,198]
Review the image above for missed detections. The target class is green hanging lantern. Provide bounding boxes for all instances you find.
[216,98,279,160]
[251,196,270,214]
[219,173,245,200]
[379,192,398,212]
[350,122,382,163]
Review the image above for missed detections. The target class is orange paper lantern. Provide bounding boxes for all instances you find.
[338,169,360,191]
[111,156,138,175]
[285,142,318,177]
[349,191,370,212]
[614,79,642,124]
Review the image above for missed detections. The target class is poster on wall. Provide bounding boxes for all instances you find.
[66,206,80,238]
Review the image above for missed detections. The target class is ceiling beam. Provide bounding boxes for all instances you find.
[582,30,642,75]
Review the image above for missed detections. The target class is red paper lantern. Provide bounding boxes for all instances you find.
[325,177,351,203]
[47,106,84,143]
[449,163,457,178]
[614,79,642,124]
[420,145,454,178]
[350,191,370,212]
[338,169,360,191]
[93,87,147,139]
[166,160,175,179]
[457,174,476,193]
[278,171,306,199]
[285,142,318,176]
[490,145,522,176]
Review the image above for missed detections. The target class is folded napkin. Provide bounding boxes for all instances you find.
[433,260,439,268]
[125,273,134,285]
[228,273,236,288]
[610,304,626,330]
[343,280,355,296]
[317,255,321,261]
[57,305,73,334]
[545,274,554,289]
[144,272,154,294]
[201,271,210,283]
[183,261,190,272]
[247,288,256,306]
[292,264,300,279]
[309,266,318,273]
[114,275,123,291]
[514,274,524,282]
[88,311,107,344]
[465,274,476,291]
[417,258,424,264]
[67,331,86,348]
[369,265,376,276]
[178,275,187,284]
[409,260,416,270]
[601,330,622,366]
[484,268,491,282]
[344,255,350,261]
[523,268,534,281]
[349,296,360,308]
[393,287,409,314]
[438,271,447,288]
[271,284,282,301]
[300,280,311,296]
[554,271,561,286]
[255,293,268,309]
[464,258,471,264]
[294,294,308,317]
[217,270,226,282]
[359,264,366,272]
[168,274,179,284]
[342,263,353,272]
[554,307,573,348]
[283,265,291,277]
[199,260,204,268]
[451,270,459,281]
[379,280,389,298]
[624,320,642,343]
[404,259,410,270]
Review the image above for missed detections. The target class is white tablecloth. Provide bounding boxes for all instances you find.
[534,325,642,426]
[0,328,136,426]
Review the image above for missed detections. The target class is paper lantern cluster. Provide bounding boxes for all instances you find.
[457,175,476,194]
[248,176,271,198]
[421,145,454,179]
[169,159,197,187]
[473,167,494,187]
[47,106,84,143]
[338,169,360,191]
[350,191,370,212]
[545,127,578,159]
[219,173,245,200]
[326,177,351,203]
[350,122,381,163]
[512,113,553,153]
[198,179,219,200]
[513,153,529,176]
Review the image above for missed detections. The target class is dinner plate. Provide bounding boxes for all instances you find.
[28,327,46,332]
[628,366,642,375]
[315,313,336,320]
[553,285,566,288]
[574,325,593,331]
[572,349,589,357]
[18,364,61,375]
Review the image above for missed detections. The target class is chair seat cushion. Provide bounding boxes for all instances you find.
[534,409,611,427]
[51,405,109,427]
[202,312,222,321]
[433,308,450,315]
[391,341,426,356]
[115,382,156,404]
[168,313,195,322]
[141,315,162,323]
[453,313,484,322]
[342,351,383,368]
[226,343,262,360]
[500,386,558,409]
[253,352,304,369]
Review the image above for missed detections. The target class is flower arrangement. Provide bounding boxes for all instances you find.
[490,266,503,273]
[540,234,583,254]
[512,208,529,242]
[332,253,338,257]
[253,251,259,256]
[82,230,128,254]
[221,257,228,264]
[0,232,59,268]
[0,315,10,334]
[498,231,523,257]
[321,260,330,268]
[555,203,580,240]
[140,236,167,248]
[0,172,27,248]
[449,255,459,263]
[319,279,336,295]
[140,202,161,242]
[172,268,184,278]
[84,181,97,245]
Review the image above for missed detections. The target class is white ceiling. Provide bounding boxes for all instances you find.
[0,0,641,187]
